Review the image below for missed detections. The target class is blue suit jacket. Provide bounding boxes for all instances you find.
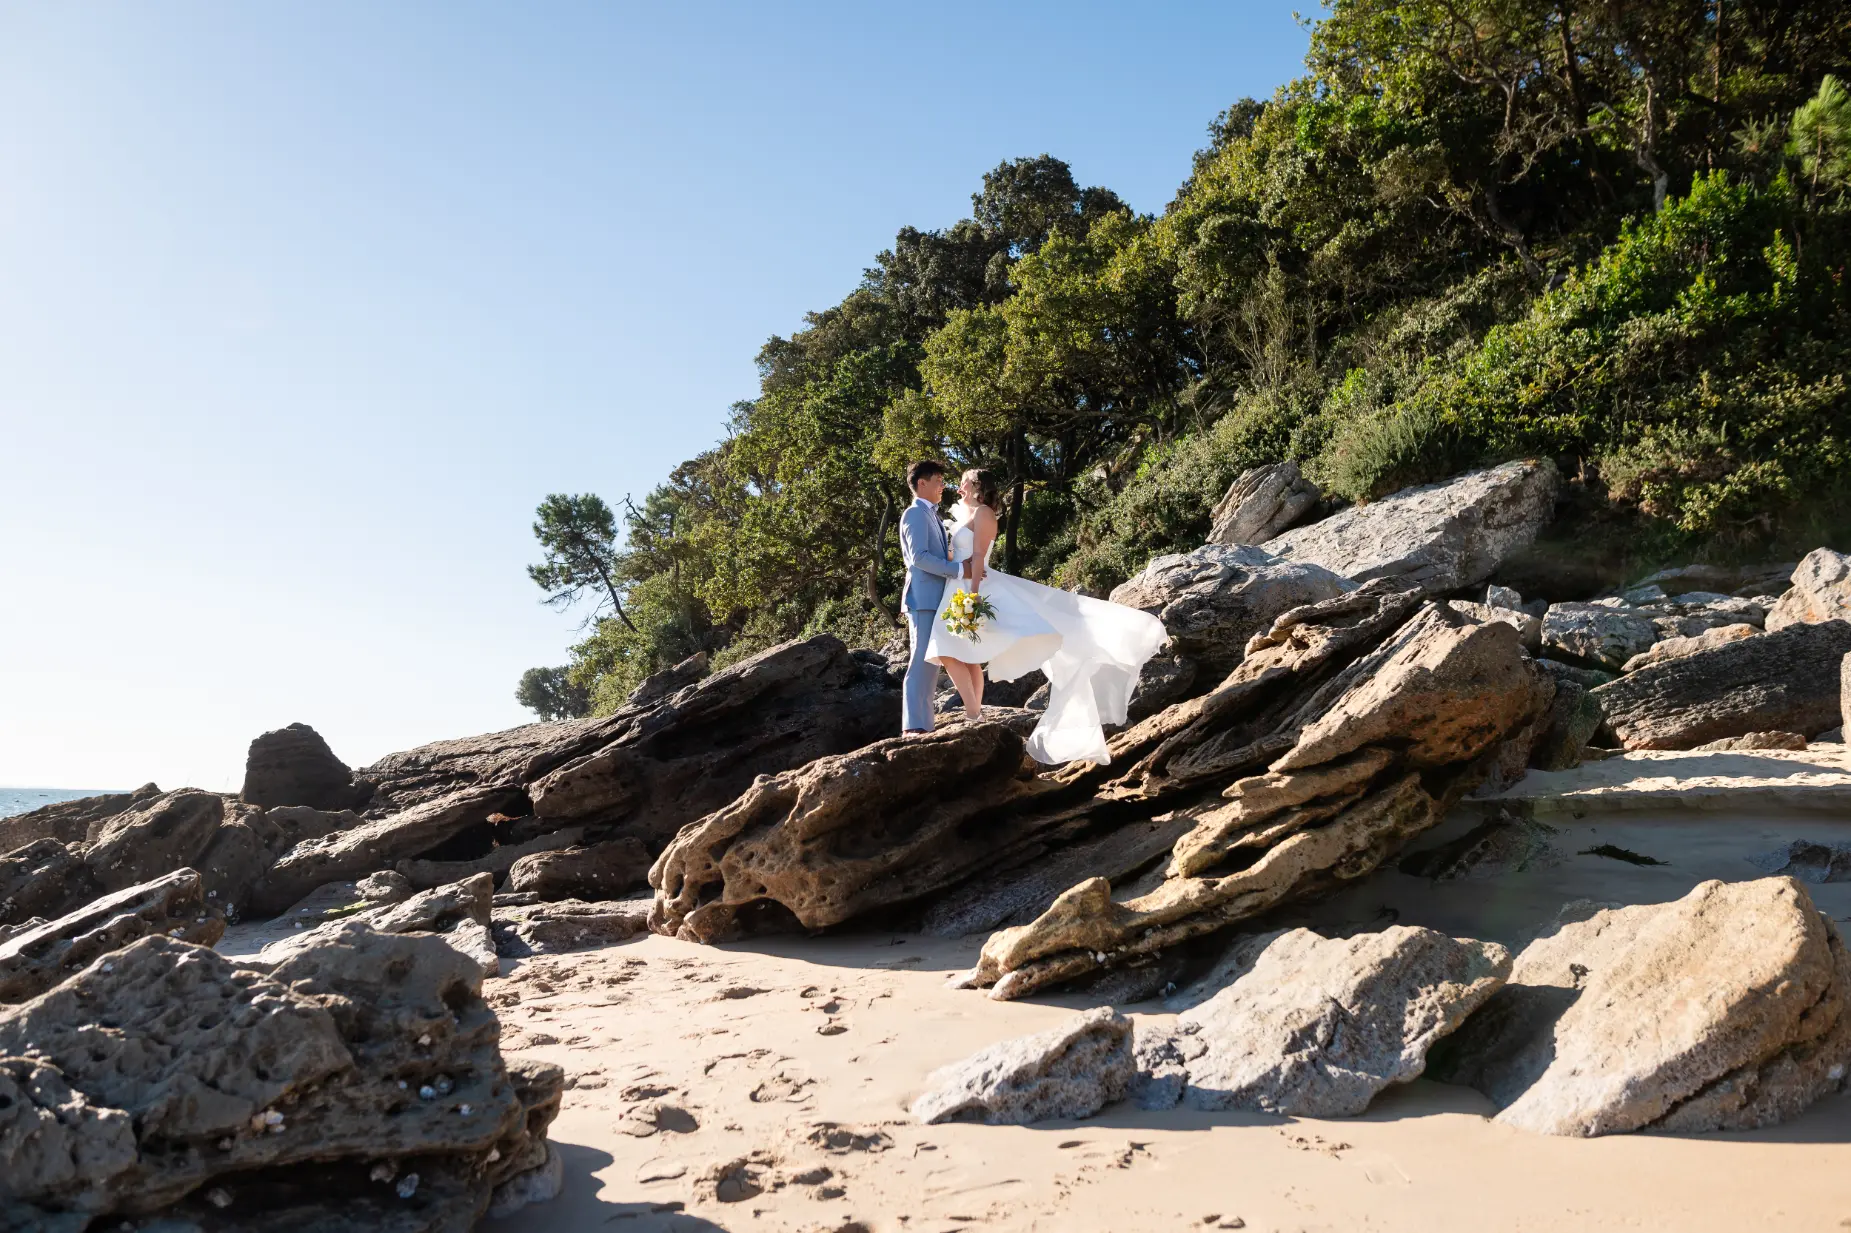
[900,496,962,612]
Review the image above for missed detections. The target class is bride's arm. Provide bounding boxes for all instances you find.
[969,506,998,589]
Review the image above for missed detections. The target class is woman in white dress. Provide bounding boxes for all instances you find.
[924,469,1168,766]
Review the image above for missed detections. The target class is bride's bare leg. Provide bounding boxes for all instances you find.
[946,660,982,719]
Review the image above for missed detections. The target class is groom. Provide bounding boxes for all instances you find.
[899,460,963,733]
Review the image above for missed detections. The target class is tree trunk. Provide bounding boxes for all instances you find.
[1004,429,1026,574]
[867,491,896,623]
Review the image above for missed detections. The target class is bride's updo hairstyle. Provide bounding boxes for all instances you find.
[963,468,1002,511]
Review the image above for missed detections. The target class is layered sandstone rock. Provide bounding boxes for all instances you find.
[1540,602,1660,671]
[0,869,222,1003]
[1262,458,1558,597]
[911,1008,1134,1125]
[1134,926,1509,1116]
[1432,879,1851,1135]
[1207,461,1321,546]
[1592,620,1851,749]
[1766,548,1851,631]
[0,927,563,1229]
[241,722,365,810]
[504,837,652,901]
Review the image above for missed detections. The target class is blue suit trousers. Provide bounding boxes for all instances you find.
[903,606,941,732]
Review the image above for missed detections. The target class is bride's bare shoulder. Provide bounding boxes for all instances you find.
[974,503,1000,529]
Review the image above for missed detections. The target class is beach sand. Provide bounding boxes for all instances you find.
[472,801,1851,1233]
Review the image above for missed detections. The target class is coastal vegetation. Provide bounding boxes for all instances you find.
[523,0,1851,716]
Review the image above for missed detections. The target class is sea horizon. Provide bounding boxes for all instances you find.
[0,785,125,819]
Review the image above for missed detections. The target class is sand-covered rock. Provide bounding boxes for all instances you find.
[241,722,364,810]
[1541,603,1659,671]
[910,1007,1134,1125]
[0,926,562,1229]
[1261,458,1557,597]
[1432,878,1851,1135]
[1208,460,1321,546]
[650,723,1063,943]
[0,869,222,1003]
[1108,544,1353,681]
[1134,926,1509,1116]
[1766,548,1851,632]
[1592,620,1851,749]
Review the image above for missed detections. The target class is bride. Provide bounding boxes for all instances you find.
[924,468,1168,766]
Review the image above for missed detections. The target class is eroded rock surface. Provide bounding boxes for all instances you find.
[1622,622,1759,672]
[1541,603,1659,671]
[0,869,222,1003]
[258,873,497,978]
[1134,927,1509,1115]
[506,837,653,901]
[1767,548,1851,631]
[0,782,160,852]
[1432,878,1851,1135]
[1592,620,1851,749]
[1208,461,1321,546]
[241,723,365,810]
[911,1007,1134,1125]
[1109,544,1353,681]
[1262,458,1557,597]
[0,926,563,1229]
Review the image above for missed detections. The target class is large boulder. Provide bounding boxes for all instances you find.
[1766,548,1851,631]
[241,723,364,810]
[1261,458,1558,598]
[0,927,563,1229]
[504,837,651,901]
[0,869,222,1003]
[257,873,498,978]
[1621,622,1759,672]
[1432,879,1851,1135]
[1591,619,1851,749]
[910,1008,1134,1125]
[84,788,226,895]
[1207,461,1320,546]
[0,839,95,928]
[1108,545,1353,682]
[1540,602,1660,671]
[963,604,1553,1000]
[1134,927,1509,1116]
[650,723,1064,944]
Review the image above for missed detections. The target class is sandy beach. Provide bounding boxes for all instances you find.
[451,800,1851,1233]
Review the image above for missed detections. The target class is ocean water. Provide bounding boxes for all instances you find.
[0,786,121,819]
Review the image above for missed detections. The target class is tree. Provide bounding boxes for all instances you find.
[515,666,590,721]
[526,493,635,632]
[1791,74,1851,198]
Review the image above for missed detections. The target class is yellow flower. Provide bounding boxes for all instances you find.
[944,588,998,641]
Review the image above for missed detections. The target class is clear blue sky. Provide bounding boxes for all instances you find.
[0,2,1312,792]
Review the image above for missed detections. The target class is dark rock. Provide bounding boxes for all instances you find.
[0,839,95,928]
[241,723,364,811]
[627,651,710,706]
[505,837,651,901]
[1747,839,1851,884]
[491,897,651,956]
[0,926,562,1229]
[1533,658,1617,691]
[84,788,225,895]
[274,870,416,926]
[0,869,223,1003]
[397,826,589,891]
[1592,620,1851,749]
[0,782,159,853]
[1208,461,1321,546]
[650,724,1067,944]
[1529,678,1604,771]
[258,874,498,978]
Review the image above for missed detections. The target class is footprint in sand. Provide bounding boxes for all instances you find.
[750,1072,813,1103]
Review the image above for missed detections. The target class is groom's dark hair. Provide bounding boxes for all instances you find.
[906,460,946,492]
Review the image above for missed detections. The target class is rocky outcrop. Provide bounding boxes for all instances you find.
[84,788,226,895]
[1432,879,1851,1135]
[1108,545,1353,681]
[1450,600,1541,653]
[1622,622,1759,672]
[1692,730,1808,751]
[0,927,563,1229]
[1208,461,1320,546]
[963,605,1552,1000]
[1527,677,1604,771]
[491,898,651,957]
[241,723,365,810]
[1262,458,1558,597]
[1766,548,1851,631]
[258,873,498,978]
[396,826,588,891]
[1843,649,1851,733]
[0,839,95,928]
[650,723,1067,943]
[505,837,651,901]
[1134,927,1509,1116]
[1592,620,1851,749]
[910,1008,1134,1125]
[247,785,528,918]
[0,782,159,852]
[0,869,222,1003]
[1540,602,1659,671]
[628,651,710,706]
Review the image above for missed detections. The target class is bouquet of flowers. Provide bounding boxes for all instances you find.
[944,587,998,641]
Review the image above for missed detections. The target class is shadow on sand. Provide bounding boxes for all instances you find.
[480,1141,734,1233]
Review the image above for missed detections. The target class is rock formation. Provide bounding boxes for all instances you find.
[1133,926,1510,1116]
[504,837,651,900]
[0,869,222,1003]
[961,604,1552,1000]
[1592,620,1851,749]
[1261,458,1558,597]
[258,873,499,979]
[0,782,160,852]
[1207,461,1321,545]
[1432,879,1851,1135]
[1108,544,1353,682]
[910,1007,1134,1125]
[241,722,366,810]
[0,926,562,1229]
[1540,602,1660,671]
[1766,548,1851,631]
[650,723,1072,943]
[1621,622,1759,672]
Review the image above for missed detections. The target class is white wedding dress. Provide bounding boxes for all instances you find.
[924,501,1168,766]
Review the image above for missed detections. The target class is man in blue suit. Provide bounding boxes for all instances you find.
[899,460,963,732]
